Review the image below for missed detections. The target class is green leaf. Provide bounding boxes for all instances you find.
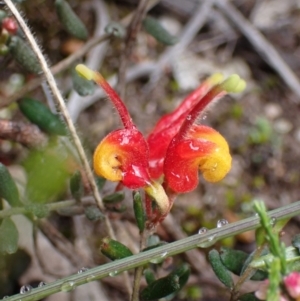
[208,249,233,289]
[0,218,19,254]
[100,238,133,260]
[220,247,248,275]
[0,163,22,207]
[95,176,106,191]
[140,264,190,300]
[84,206,104,221]
[142,16,178,45]
[71,67,95,96]
[133,191,146,232]
[18,98,67,136]
[144,269,156,285]
[55,0,88,40]
[70,170,83,201]
[103,192,125,204]
[8,36,41,74]
[23,143,71,203]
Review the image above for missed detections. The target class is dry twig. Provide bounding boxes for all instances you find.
[0,119,48,148]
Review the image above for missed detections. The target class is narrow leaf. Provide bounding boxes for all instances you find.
[0,218,19,254]
[0,163,22,207]
[209,249,233,289]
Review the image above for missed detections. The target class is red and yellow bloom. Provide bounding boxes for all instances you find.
[76,64,245,225]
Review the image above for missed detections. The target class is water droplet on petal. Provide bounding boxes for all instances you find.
[109,271,119,277]
[270,217,277,227]
[186,114,192,120]
[86,275,96,283]
[61,281,75,292]
[202,115,207,120]
[38,282,46,287]
[20,285,32,294]
[217,219,229,228]
[78,267,89,274]
[198,227,208,234]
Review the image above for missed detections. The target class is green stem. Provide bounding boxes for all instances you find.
[131,229,150,301]
[0,200,76,219]
[4,201,300,301]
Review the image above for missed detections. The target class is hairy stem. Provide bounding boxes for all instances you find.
[4,0,115,239]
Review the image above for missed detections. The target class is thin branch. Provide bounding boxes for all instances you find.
[116,0,153,99]
[0,119,48,148]
[0,200,77,219]
[214,0,300,102]
[5,201,300,301]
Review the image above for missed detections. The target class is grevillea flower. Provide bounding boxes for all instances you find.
[76,64,245,224]
[76,65,170,218]
[164,75,246,193]
[147,73,224,179]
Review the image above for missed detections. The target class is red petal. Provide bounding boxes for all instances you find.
[93,129,150,189]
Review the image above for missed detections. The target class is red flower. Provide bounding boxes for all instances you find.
[76,65,245,224]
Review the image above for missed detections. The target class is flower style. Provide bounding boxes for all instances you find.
[76,64,245,224]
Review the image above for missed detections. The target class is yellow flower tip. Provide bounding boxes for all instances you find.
[221,74,246,93]
[93,141,123,182]
[145,182,169,215]
[200,149,232,183]
[75,64,95,81]
[207,73,224,86]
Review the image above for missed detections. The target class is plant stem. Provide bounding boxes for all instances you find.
[131,229,150,301]
[4,201,300,301]
[0,200,77,219]
[4,0,115,239]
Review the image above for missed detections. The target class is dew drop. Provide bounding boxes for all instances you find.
[2,296,9,299]
[86,275,96,283]
[198,227,208,234]
[186,115,192,121]
[20,285,32,294]
[61,281,76,292]
[270,217,277,227]
[217,219,229,228]
[38,282,46,287]
[202,115,207,120]
[109,271,119,277]
[78,267,89,274]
